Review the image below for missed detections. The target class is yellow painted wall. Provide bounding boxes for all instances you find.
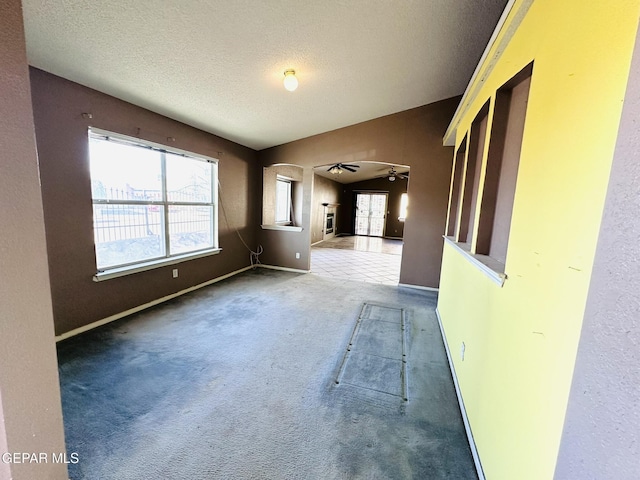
[437,1,640,479]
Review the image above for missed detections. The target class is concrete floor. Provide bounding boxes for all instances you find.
[57,269,476,479]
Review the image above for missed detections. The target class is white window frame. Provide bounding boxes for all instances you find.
[89,128,220,281]
[275,176,292,225]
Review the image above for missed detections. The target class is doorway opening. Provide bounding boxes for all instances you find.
[354,192,388,237]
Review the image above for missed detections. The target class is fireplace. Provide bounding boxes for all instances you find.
[322,204,337,241]
[326,213,334,234]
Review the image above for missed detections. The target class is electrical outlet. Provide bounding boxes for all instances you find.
[295,252,300,259]
[460,342,466,361]
[172,268,178,278]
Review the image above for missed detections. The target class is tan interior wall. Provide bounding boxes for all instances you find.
[30,68,261,336]
[259,98,459,288]
[0,1,67,478]
[311,175,342,244]
[339,176,408,238]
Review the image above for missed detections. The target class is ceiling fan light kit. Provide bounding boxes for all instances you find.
[327,163,360,175]
[372,166,409,181]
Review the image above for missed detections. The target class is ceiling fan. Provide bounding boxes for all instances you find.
[327,163,360,175]
[377,166,409,182]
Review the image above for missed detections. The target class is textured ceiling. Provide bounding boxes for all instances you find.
[22,0,508,151]
[314,162,410,185]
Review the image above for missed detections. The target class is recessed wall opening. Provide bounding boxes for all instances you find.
[462,103,490,244]
[310,162,408,286]
[464,107,489,244]
[447,135,467,238]
[262,165,303,229]
[475,63,533,264]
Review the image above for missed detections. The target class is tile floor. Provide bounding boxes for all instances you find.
[311,235,403,285]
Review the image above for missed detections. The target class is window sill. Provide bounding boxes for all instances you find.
[443,236,506,287]
[261,224,303,232]
[93,248,222,282]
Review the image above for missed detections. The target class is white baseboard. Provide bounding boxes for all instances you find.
[435,308,485,480]
[258,264,310,274]
[56,265,254,342]
[398,283,439,292]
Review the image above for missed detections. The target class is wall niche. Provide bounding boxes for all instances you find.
[262,164,303,231]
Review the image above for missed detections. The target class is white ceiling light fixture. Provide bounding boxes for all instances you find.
[283,69,298,92]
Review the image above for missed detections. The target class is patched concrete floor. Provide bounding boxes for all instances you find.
[57,269,477,479]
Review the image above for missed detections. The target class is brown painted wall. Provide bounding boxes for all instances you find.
[259,98,458,287]
[339,176,408,238]
[311,175,341,243]
[30,69,261,335]
[256,167,314,270]
[398,100,460,287]
[0,1,67,478]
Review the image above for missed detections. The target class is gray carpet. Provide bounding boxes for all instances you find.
[57,269,477,479]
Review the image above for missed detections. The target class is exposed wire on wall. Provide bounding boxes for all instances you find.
[217,179,263,268]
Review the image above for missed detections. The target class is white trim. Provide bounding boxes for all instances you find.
[398,283,439,292]
[89,127,219,164]
[443,0,536,146]
[435,308,485,480]
[260,224,303,232]
[258,264,310,274]
[57,265,253,342]
[311,239,325,246]
[443,0,516,145]
[443,0,516,144]
[443,237,506,286]
[93,248,222,281]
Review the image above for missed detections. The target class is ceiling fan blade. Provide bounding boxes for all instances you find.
[342,164,360,169]
[342,166,357,172]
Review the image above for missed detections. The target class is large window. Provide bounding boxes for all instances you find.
[88,129,218,274]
